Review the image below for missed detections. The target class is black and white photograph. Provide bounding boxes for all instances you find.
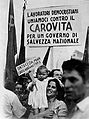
[0,0,89,119]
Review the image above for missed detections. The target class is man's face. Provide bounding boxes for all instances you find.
[53,70,62,80]
[63,70,86,102]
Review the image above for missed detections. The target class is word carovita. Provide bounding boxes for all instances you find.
[29,22,72,32]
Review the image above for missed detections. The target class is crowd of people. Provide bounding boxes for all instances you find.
[3,58,89,119]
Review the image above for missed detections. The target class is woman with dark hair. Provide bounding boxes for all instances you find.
[47,78,64,101]
[48,69,64,101]
[46,78,67,119]
[28,78,67,119]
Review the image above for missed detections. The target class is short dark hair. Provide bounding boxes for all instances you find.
[62,59,89,82]
[48,69,62,77]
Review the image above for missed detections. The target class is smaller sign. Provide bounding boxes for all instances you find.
[16,57,41,76]
[71,50,83,60]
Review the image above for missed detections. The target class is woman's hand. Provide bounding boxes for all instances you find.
[28,109,54,119]
[38,109,54,118]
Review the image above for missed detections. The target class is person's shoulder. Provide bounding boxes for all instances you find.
[77,96,89,111]
[4,88,17,98]
[46,77,53,82]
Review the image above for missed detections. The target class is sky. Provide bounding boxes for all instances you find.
[0,0,89,80]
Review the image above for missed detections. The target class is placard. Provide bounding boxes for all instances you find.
[25,6,82,46]
[16,57,41,76]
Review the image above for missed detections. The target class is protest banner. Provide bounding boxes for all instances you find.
[25,5,82,47]
[16,57,41,76]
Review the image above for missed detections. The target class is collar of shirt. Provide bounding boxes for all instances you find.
[77,97,89,112]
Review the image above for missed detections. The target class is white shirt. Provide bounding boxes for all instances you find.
[69,97,89,119]
[3,88,26,119]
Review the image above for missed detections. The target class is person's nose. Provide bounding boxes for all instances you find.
[39,74,43,77]
[64,79,72,88]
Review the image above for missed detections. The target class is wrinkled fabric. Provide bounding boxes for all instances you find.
[67,97,89,119]
[3,88,26,119]
[28,78,49,109]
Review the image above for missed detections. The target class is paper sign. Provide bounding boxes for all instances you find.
[16,57,41,76]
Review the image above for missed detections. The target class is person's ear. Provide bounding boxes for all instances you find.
[85,79,89,88]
